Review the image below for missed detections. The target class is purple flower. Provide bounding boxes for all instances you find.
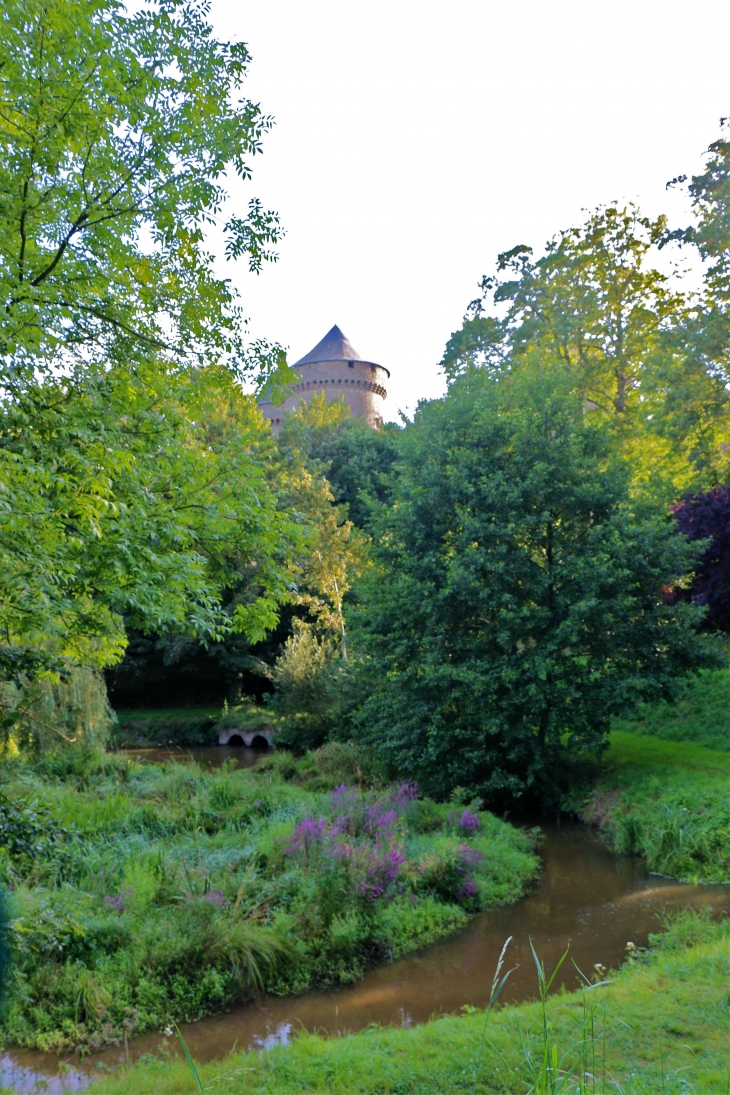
[457,843,483,868]
[450,808,481,833]
[288,815,328,851]
[203,889,228,906]
[389,781,418,808]
[359,846,406,903]
[104,887,133,913]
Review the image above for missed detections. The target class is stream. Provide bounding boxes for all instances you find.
[2,757,727,1093]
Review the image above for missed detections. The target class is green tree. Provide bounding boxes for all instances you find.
[0,0,283,378]
[0,0,295,688]
[346,366,717,803]
[0,365,304,743]
[442,200,728,498]
[276,394,400,530]
[656,122,730,482]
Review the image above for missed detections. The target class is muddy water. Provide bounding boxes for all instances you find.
[119,745,262,769]
[3,825,727,1093]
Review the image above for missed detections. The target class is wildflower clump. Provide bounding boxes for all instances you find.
[280,781,493,918]
[0,754,539,1051]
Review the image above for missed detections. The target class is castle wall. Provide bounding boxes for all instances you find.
[259,358,388,433]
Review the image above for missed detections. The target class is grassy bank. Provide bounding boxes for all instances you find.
[611,668,729,752]
[0,746,538,1053]
[580,665,729,884]
[582,732,729,883]
[92,910,730,1095]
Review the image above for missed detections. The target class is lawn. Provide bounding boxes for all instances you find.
[611,667,729,752]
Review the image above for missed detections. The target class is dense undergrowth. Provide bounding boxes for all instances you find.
[0,745,538,1053]
[92,910,730,1095]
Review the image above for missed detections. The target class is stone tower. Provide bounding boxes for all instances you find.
[258,325,389,433]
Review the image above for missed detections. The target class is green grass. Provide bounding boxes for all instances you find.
[611,668,729,752]
[0,748,538,1053]
[583,732,729,883]
[93,911,730,1095]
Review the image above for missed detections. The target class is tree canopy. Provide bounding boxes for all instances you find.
[0,0,294,684]
[346,366,717,802]
[440,134,730,501]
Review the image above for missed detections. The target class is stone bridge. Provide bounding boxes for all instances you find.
[218,726,276,749]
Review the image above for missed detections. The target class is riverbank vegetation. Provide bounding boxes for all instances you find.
[93,910,730,1095]
[583,731,729,884]
[0,0,728,1087]
[0,747,538,1052]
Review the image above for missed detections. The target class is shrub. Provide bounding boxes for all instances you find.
[670,485,730,632]
[269,621,343,752]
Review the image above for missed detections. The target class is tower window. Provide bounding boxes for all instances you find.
[348,361,354,368]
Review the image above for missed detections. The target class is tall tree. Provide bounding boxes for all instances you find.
[276,394,400,530]
[441,196,729,498]
[346,366,716,803]
[0,0,294,681]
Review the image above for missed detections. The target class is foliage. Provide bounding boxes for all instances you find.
[0,753,537,1051]
[0,0,297,689]
[0,884,8,1013]
[612,666,729,751]
[345,366,717,803]
[269,621,344,752]
[668,486,730,633]
[582,731,729,882]
[217,701,275,736]
[0,666,112,753]
[276,399,367,647]
[670,120,730,408]
[93,914,730,1095]
[441,177,729,499]
[0,0,283,378]
[277,395,401,530]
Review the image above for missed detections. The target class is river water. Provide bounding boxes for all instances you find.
[1,770,727,1093]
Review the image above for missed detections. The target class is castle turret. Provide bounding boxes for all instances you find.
[258,325,389,433]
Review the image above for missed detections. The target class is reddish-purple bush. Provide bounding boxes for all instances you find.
[670,486,730,632]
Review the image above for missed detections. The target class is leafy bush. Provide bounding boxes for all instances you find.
[0,796,76,876]
[669,486,730,632]
[269,621,343,752]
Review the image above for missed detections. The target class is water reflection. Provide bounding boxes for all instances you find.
[119,745,261,770]
[6,824,728,1093]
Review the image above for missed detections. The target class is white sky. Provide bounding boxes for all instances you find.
[209,0,730,420]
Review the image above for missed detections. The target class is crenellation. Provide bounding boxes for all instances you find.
[258,325,389,432]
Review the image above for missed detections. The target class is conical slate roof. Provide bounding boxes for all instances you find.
[294,325,363,366]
